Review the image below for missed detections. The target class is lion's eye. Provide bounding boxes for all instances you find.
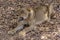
[19,17,24,21]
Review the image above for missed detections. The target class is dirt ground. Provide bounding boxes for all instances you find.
[0,0,60,40]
